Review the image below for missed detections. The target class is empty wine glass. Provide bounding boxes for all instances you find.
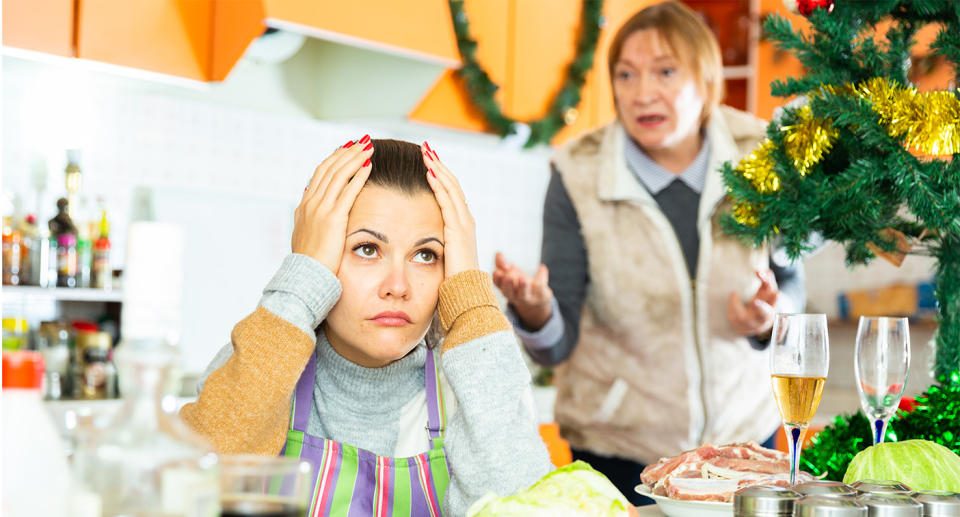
[770,313,830,485]
[855,316,910,445]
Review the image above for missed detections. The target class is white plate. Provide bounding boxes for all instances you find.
[635,485,733,517]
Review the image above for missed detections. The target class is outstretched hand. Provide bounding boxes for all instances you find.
[727,269,780,337]
[421,142,479,279]
[291,136,374,273]
[492,253,553,330]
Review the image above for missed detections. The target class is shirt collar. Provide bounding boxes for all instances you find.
[623,132,711,195]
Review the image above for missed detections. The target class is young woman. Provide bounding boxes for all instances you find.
[493,1,806,505]
[181,138,552,516]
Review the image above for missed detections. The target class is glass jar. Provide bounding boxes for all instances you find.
[2,318,30,351]
[38,321,71,400]
[3,229,22,285]
[72,338,219,516]
[77,331,114,400]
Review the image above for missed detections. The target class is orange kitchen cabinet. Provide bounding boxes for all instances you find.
[76,0,264,81]
[2,0,75,57]
[263,0,459,66]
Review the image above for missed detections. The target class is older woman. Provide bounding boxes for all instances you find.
[494,1,805,505]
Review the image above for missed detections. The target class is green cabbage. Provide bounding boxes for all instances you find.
[466,461,632,517]
[843,439,960,491]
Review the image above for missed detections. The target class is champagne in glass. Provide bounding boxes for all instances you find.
[855,316,910,445]
[769,313,830,485]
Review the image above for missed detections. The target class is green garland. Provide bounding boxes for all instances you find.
[801,372,960,480]
[718,0,960,477]
[447,0,603,147]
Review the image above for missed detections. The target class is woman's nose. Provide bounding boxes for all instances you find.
[378,262,410,300]
[634,74,657,104]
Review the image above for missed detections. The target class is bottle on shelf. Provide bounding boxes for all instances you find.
[2,351,72,517]
[91,208,112,290]
[64,149,82,221]
[3,227,23,286]
[57,233,79,288]
[21,214,42,286]
[76,330,115,400]
[49,197,77,239]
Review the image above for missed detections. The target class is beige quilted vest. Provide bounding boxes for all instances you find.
[551,106,783,465]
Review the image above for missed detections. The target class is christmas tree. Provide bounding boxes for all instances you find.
[720,0,960,478]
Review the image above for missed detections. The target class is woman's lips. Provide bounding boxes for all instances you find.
[636,114,666,128]
[370,311,412,327]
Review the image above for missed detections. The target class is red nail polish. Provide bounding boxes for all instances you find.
[424,141,433,152]
[304,187,308,191]
[343,140,355,148]
[432,150,439,160]
[363,158,371,167]
[363,142,373,151]
[359,134,371,144]
[429,168,436,178]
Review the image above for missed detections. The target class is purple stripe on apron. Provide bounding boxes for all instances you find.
[406,456,430,517]
[293,351,317,431]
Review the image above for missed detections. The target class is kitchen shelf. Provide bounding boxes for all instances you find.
[2,285,123,303]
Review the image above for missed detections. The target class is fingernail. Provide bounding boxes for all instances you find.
[422,148,431,159]
[363,158,371,167]
[432,149,439,160]
[359,134,371,144]
[343,140,355,148]
[424,141,433,152]
[304,187,308,191]
[429,168,436,178]
[363,142,373,151]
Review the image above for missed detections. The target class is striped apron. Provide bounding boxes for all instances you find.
[281,349,451,517]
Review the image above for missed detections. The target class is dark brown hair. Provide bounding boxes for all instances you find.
[367,139,431,195]
[607,1,724,125]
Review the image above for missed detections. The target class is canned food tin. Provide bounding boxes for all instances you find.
[911,491,960,517]
[851,480,914,495]
[796,481,857,498]
[796,495,868,516]
[734,485,800,516]
[857,494,922,517]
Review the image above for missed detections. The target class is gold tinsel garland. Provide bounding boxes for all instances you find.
[732,78,960,226]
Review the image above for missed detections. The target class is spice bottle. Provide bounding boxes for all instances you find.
[57,233,78,288]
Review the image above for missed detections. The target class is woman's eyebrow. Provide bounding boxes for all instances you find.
[414,237,444,247]
[348,228,387,242]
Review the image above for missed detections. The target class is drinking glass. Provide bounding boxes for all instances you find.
[220,455,313,517]
[855,316,910,445]
[769,313,830,485]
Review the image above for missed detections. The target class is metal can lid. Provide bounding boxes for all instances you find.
[911,491,960,517]
[797,495,868,516]
[735,485,801,514]
[796,481,858,498]
[852,480,914,495]
[857,494,923,517]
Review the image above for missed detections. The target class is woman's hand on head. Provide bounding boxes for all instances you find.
[421,142,479,279]
[291,136,374,273]
[492,253,553,330]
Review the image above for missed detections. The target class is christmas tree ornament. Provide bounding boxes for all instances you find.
[797,0,835,17]
[782,0,801,15]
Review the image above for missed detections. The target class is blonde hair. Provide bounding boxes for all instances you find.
[607,1,724,125]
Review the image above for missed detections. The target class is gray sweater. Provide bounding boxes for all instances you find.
[198,254,552,516]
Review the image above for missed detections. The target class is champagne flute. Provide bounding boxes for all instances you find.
[770,313,830,485]
[855,316,910,445]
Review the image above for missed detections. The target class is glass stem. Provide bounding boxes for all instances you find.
[785,425,807,485]
[873,418,889,445]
